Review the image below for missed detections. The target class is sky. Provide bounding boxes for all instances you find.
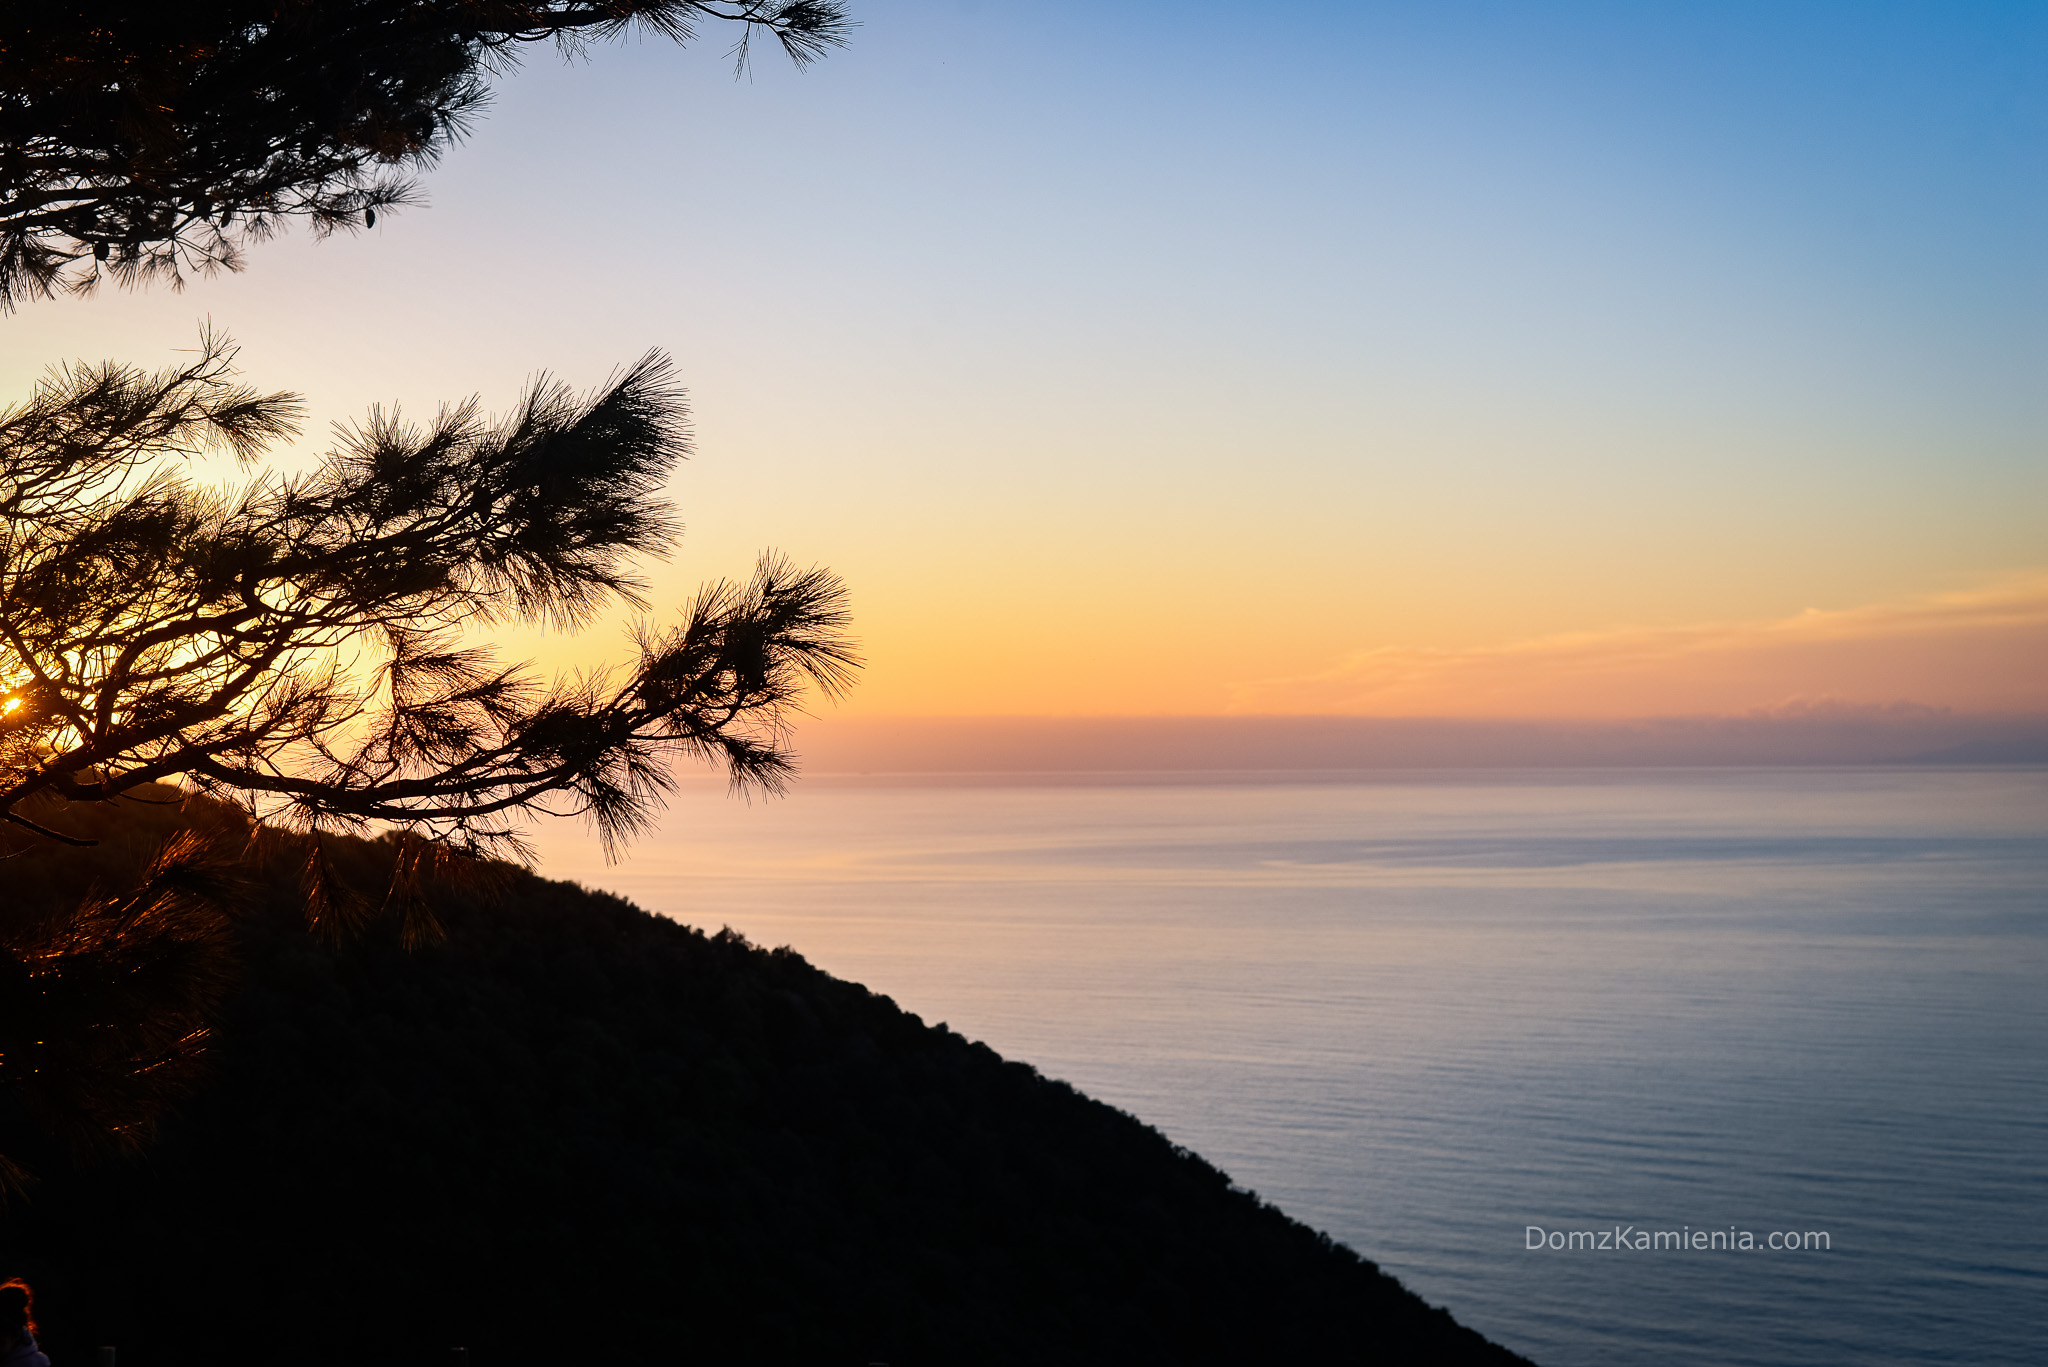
[6,0,2044,719]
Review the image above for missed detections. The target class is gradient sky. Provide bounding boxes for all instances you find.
[6,0,2044,716]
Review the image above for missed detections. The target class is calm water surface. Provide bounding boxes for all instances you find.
[529,767,2048,1366]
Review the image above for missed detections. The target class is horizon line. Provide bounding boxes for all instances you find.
[785,711,2048,772]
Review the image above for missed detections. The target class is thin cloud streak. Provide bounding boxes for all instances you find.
[1227,573,2048,717]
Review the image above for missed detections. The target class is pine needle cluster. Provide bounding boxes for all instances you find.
[0,331,858,866]
[0,1,852,308]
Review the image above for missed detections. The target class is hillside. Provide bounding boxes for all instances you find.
[0,798,1530,1366]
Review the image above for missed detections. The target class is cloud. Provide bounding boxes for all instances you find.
[1225,572,2048,717]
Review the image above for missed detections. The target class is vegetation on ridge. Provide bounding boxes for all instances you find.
[0,795,1532,1367]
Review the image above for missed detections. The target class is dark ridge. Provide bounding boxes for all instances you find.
[0,798,1530,1367]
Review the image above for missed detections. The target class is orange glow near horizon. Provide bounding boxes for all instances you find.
[1221,572,2048,719]
[493,568,2048,723]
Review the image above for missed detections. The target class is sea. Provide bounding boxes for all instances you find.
[527,766,2048,1367]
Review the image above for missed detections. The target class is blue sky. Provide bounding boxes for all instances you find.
[7,0,2043,713]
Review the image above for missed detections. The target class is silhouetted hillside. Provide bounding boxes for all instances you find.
[1,798,1530,1366]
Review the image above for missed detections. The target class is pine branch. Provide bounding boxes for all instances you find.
[0,1,853,309]
[2,335,859,875]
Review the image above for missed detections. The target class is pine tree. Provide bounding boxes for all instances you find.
[0,333,855,1180]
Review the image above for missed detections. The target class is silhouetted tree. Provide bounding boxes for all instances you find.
[0,1,851,309]
[0,332,858,868]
